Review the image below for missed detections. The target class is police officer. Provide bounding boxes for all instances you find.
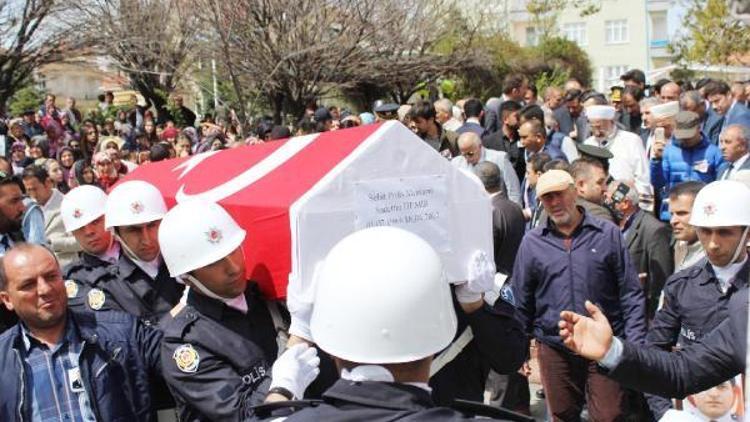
[374,102,400,122]
[286,231,526,406]
[248,227,517,421]
[158,199,307,421]
[66,180,184,325]
[61,185,118,292]
[558,182,750,399]
[643,180,750,419]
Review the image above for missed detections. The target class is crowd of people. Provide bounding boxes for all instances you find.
[0,68,749,421]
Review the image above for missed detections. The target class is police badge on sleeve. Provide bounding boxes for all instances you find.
[174,344,200,373]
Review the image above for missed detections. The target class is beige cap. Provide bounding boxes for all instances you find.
[536,169,574,197]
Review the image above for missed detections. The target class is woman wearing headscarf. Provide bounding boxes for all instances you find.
[57,146,75,189]
[10,141,32,175]
[71,159,98,189]
[92,151,119,191]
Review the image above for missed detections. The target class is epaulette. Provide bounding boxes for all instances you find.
[451,399,535,422]
[162,306,200,339]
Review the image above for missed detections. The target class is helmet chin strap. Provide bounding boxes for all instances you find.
[113,231,161,277]
[181,274,225,301]
[180,274,248,313]
[729,226,750,266]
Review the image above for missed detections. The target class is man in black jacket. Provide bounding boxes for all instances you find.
[605,180,673,319]
[247,227,519,421]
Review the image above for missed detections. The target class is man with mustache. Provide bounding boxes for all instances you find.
[512,169,646,421]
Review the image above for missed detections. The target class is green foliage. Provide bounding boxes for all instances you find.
[535,67,571,98]
[530,37,592,88]
[669,0,750,66]
[7,85,45,117]
[452,35,591,101]
[669,67,696,83]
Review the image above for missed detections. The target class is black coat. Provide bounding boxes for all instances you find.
[624,210,674,319]
[246,379,514,421]
[643,260,749,418]
[65,251,185,326]
[429,288,527,405]
[159,285,281,422]
[607,276,747,398]
[490,194,525,276]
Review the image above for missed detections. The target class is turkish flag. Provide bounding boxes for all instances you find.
[123,122,492,300]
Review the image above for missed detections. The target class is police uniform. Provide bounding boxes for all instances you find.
[245,379,522,421]
[160,283,281,422]
[429,287,526,405]
[644,258,750,418]
[606,277,746,399]
[65,251,185,326]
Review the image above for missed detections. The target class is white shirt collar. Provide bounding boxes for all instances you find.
[95,240,120,264]
[466,117,481,125]
[731,153,750,171]
[711,255,748,293]
[131,254,161,279]
[340,365,431,392]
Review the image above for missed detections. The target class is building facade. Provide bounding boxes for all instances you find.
[485,0,683,91]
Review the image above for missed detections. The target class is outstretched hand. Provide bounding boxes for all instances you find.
[558,300,613,361]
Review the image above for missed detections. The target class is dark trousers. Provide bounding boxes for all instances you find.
[538,342,625,422]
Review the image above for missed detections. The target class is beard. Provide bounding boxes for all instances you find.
[0,213,22,234]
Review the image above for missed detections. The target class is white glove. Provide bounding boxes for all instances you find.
[287,297,313,342]
[269,343,321,399]
[658,409,703,422]
[455,250,496,303]
[286,264,323,342]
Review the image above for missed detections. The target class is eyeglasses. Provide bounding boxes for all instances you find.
[461,151,476,157]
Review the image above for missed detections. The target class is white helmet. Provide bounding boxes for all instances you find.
[689,180,750,227]
[158,199,246,277]
[61,186,108,232]
[105,180,168,229]
[310,226,457,364]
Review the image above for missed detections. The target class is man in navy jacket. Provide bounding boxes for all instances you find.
[513,169,646,421]
[0,243,163,422]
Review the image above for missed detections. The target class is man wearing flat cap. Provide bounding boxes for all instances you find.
[513,169,646,421]
[651,110,724,221]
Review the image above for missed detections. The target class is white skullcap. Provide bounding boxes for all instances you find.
[650,101,679,120]
[586,105,616,120]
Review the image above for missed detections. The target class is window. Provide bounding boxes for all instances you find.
[605,65,629,88]
[563,22,587,46]
[526,26,540,46]
[605,19,628,44]
[650,12,668,46]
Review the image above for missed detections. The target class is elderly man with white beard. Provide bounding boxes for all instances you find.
[583,105,652,208]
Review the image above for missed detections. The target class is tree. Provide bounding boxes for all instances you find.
[0,0,80,115]
[7,85,46,117]
[527,37,592,88]
[526,0,601,43]
[669,0,750,66]
[194,0,480,123]
[73,0,201,116]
